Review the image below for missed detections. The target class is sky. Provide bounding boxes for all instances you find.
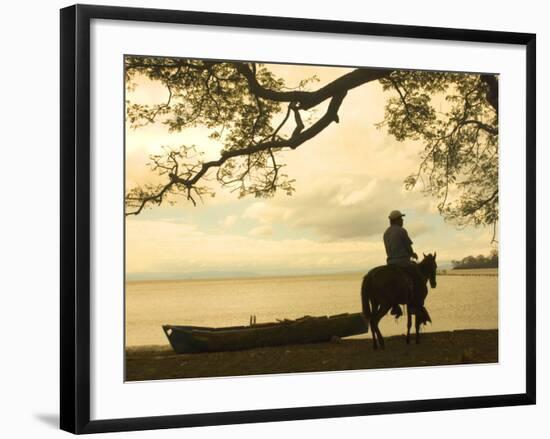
[125,61,496,280]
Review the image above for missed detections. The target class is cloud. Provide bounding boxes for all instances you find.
[126,218,384,275]
[243,202,292,224]
[407,222,432,238]
[249,225,273,237]
[337,179,378,207]
[241,175,432,241]
[220,214,238,229]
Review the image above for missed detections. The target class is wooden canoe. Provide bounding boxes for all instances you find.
[162,312,367,354]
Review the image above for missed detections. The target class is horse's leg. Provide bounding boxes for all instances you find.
[415,314,421,344]
[373,303,392,350]
[370,300,379,350]
[406,305,412,344]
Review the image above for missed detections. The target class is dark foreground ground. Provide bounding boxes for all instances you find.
[125,329,498,381]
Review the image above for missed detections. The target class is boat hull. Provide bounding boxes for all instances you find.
[163,313,368,354]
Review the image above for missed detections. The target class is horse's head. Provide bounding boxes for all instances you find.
[420,252,437,288]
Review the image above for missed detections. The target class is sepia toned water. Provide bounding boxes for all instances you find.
[125,270,498,347]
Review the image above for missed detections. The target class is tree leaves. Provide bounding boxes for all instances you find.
[379,71,498,228]
[124,56,498,232]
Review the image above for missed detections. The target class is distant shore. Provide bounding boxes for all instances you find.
[437,268,498,276]
[126,329,498,381]
[127,267,498,283]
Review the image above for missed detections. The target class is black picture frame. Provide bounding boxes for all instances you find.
[60,4,536,434]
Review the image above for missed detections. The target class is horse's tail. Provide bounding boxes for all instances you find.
[360,274,371,334]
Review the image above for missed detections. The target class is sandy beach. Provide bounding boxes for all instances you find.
[125,329,498,381]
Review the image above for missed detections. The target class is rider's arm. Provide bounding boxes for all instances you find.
[402,228,418,260]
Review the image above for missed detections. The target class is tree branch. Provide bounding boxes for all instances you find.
[480,74,499,114]
[461,120,498,136]
[125,92,347,215]
[179,91,347,186]
[234,64,390,109]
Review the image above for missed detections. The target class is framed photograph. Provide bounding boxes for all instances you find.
[60,4,536,434]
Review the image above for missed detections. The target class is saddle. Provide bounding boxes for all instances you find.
[386,263,431,324]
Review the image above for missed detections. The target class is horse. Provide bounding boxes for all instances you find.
[361,253,437,350]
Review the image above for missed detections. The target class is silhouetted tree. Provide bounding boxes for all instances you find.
[125,57,498,231]
[452,249,498,269]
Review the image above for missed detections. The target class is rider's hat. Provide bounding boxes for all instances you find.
[388,210,405,220]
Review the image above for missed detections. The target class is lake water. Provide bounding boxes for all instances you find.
[125,270,498,347]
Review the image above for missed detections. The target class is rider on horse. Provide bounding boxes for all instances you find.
[383,210,428,320]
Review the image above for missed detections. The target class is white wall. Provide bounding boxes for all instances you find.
[0,0,546,437]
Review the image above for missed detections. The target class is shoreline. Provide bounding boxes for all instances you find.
[126,329,498,382]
